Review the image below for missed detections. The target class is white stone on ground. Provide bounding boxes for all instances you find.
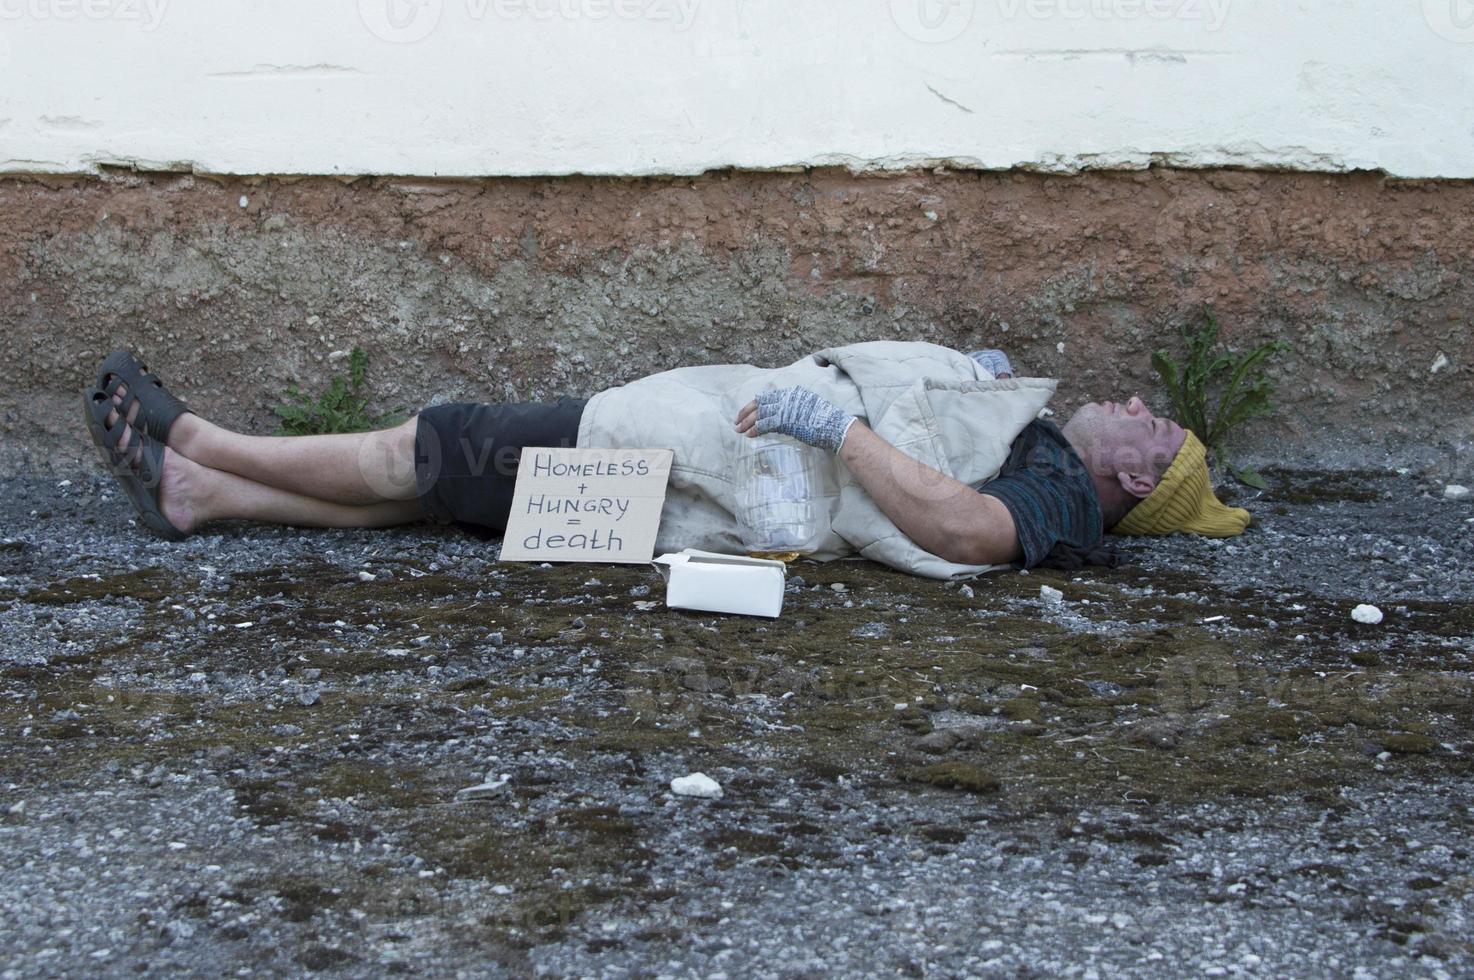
[1351,604,1383,625]
[1445,484,1471,501]
[456,774,510,801]
[1040,585,1064,603]
[670,772,723,799]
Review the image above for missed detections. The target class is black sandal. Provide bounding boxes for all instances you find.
[81,387,187,541]
[95,349,192,444]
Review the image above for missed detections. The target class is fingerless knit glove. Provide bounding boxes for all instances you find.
[967,348,1014,378]
[753,385,857,455]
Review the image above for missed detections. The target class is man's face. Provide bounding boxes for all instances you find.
[1062,396,1188,492]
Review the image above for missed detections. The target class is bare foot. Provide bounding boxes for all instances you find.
[103,397,208,535]
[156,447,208,535]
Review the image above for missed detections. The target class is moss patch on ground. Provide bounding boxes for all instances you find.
[4,547,1472,950]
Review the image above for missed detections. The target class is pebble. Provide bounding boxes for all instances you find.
[830,583,848,593]
[1040,585,1064,603]
[296,688,321,706]
[456,774,510,801]
[1445,484,1471,501]
[1351,604,1383,625]
[358,570,377,582]
[917,730,963,754]
[959,584,975,599]
[670,772,723,799]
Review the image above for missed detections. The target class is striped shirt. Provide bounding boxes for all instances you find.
[978,419,1104,569]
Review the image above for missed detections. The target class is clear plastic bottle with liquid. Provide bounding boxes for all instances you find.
[734,433,832,561]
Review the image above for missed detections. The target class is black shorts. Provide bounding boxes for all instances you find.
[414,398,587,537]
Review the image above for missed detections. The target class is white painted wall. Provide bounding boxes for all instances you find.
[2,0,1470,178]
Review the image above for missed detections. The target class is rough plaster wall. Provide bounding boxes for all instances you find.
[2,0,1472,178]
[3,168,1470,480]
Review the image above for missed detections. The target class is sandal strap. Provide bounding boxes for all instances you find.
[96,349,190,443]
[82,387,183,540]
[89,390,163,489]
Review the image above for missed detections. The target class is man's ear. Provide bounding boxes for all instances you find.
[1116,470,1157,500]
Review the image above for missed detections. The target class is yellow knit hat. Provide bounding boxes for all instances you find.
[1111,431,1251,537]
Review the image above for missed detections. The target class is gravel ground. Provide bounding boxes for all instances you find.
[1,466,1471,978]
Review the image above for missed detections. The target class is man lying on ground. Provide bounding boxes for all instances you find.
[81,341,1248,579]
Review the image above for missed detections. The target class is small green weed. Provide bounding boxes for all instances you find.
[1151,306,1288,489]
[274,348,405,436]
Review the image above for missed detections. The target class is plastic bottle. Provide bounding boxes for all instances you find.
[733,433,831,560]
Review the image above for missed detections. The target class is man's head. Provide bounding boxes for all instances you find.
[1061,396,1250,536]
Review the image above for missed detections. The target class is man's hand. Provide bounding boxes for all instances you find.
[733,385,857,455]
[735,387,1021,565]
[967,348,1014,379]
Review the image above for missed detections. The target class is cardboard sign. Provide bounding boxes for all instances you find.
[499,447,674,564]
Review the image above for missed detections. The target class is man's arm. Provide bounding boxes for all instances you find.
[837,421,1022,566]
[734,388,1022,566]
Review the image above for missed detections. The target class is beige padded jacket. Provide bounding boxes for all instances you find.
[577,341,1056,579]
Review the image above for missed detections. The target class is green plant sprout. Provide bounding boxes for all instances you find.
[274,347,405,436]
[1151,305,1288,490]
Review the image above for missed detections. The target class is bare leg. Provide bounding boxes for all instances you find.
[164,411,421,506]
[157,446,424,533]
[102,395,423,532]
